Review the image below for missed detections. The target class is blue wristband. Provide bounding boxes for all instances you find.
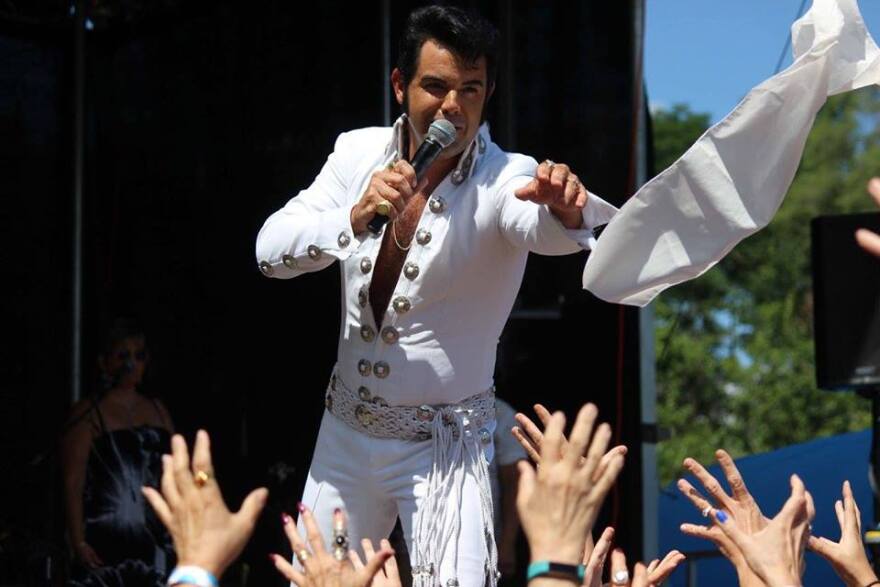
[527,561,586,583]
[167,565,219,587]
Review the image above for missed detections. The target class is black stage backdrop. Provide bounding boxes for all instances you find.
[1,1,648,584]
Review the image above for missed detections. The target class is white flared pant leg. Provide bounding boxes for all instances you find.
[295,410,495,587]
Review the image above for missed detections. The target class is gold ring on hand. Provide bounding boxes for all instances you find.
[194,470,211,488]
[376,200,392,216]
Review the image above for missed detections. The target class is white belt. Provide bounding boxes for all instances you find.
[324,370,495,442]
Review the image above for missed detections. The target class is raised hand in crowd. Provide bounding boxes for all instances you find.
[607,549,649,587]
[642,550,686,586]
[602,547,682,587]
[271,507,395,587]
[583,526,615,587]
[582,528,683,587]
[808,480,879,587]
[677,450,768,587]
[348,539,403,587]
[710,474,814,587]
[856,177,880,257]
[142,430,268,584]
[516,403,625,587]
[512,403,627,474]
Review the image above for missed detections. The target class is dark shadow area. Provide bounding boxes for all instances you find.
[2,1,647,585]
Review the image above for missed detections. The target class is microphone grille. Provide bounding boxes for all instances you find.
[428,119,458,148]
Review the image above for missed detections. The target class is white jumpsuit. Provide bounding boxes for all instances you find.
[255,115,617,587]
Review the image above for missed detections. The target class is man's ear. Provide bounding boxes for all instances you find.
[391,68,405,105]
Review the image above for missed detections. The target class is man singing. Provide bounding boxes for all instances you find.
[255,6,617,587]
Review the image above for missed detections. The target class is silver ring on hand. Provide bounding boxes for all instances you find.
[612,569,630,585]
[701,506,711,518]
[542,159,556,168]
[332,527,350,561]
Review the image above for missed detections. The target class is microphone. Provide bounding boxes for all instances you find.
[367,118,458,234]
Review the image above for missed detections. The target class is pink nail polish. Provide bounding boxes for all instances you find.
[297,502,306,513]
[268,553,278,563]
[334,507,342,515]
[281,513,292,525]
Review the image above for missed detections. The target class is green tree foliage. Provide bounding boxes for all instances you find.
[652,92,880,485]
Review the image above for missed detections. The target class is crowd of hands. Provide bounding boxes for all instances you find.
[143,401,878,587]
[142,182,880,587]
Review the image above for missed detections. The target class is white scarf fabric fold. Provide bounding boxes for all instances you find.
[582,0,880,307]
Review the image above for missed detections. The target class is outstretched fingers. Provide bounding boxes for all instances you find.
[511,423,541,463]
[270,553,307,585]
[580,423,612,483]
[715,449,752,503]
[682,457,734,511]
[540,411,567,465]
[648,550,686,584]
[778,475,807,527]
[585,526,614,568]
[677,478,714,518]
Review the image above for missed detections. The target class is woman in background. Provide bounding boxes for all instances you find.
[61,318,175,586]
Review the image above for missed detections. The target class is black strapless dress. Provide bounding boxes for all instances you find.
[69,422,175,587]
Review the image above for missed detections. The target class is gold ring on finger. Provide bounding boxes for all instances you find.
[542,159,556,168]
[296,549,310,563]
[376,200,392,216]
[194,470,211,488]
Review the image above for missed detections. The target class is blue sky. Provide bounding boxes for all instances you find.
[645,0,880,123]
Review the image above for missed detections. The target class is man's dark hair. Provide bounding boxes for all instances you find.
[397,5,500,88]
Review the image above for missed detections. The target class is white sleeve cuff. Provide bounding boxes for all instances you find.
[561,191,619,250]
